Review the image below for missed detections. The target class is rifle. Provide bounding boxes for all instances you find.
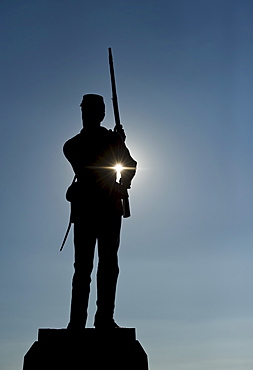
[108,47,130,218]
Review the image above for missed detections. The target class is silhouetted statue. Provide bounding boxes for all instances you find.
[63,94,137,329]
[23,56,148,370]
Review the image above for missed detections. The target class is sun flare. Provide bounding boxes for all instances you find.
[114,163,123,182]
[114,164,123,172]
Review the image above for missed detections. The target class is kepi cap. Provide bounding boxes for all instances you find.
[80,94,104,107]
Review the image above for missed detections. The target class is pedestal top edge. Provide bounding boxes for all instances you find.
[38,327,136,341]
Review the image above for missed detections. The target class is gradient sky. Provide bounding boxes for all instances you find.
[1,1,253,369]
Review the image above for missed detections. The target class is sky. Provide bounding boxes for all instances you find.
[1,0,253,369]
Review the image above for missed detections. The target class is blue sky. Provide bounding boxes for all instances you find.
[1,1,253,369]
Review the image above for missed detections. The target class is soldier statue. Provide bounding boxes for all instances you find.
[63,94,137,329]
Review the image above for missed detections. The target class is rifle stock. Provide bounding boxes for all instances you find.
[108,47,130,218]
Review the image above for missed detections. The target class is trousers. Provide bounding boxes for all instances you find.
[69,209,122,327]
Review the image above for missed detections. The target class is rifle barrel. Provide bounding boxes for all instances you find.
[108,48,121,129]
[108,48,131,218]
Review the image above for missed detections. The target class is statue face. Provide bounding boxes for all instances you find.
[81,101,105,124]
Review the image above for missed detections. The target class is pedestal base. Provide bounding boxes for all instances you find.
[23,328,149,369]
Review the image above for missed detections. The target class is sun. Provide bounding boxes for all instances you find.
[114,163,123,182]
[114,164,123,172]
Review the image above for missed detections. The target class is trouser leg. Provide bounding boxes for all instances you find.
[68,221,96,328]
[94,214,122,325]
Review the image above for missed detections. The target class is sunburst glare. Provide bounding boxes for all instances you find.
[114,163,123,182]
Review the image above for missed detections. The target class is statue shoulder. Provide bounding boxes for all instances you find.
[63,133,82,157]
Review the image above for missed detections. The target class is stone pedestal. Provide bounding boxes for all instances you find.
[23,328,149,369]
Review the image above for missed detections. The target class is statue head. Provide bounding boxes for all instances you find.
[80,94,105,126]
